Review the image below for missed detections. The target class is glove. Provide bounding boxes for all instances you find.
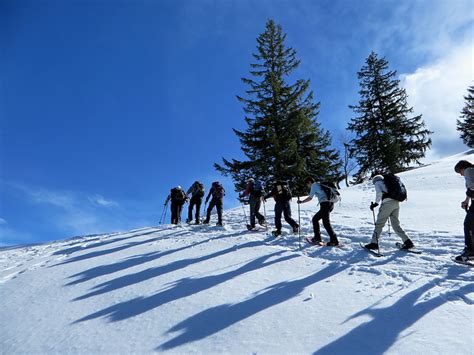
[370,202,379,211]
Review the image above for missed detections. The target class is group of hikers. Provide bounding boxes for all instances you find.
[162,159,474,264]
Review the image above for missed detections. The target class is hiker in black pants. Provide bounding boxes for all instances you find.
[240,178,266,230]
[298,176,339,246]
[264,181,298,236]
[203,181,225,226]
[454,160,474,262]
[164,186,187,224]
[186,181,205,224]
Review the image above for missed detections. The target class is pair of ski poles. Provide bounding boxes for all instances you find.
[240,197,269,236]
[159,201,169,224]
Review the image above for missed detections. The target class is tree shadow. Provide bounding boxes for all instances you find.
[314,266,473,354]
[66,234,229,286]
[74,250,298,323]
[157,255,357,351]
[73,239,268,301]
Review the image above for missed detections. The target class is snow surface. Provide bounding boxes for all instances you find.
[1,152,473,354]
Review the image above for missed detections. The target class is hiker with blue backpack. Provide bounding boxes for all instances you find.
[203,181,225,226]
[298,176,340,246]
[240,178,266,230]
[364,174,414,251]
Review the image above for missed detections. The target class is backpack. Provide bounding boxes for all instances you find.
[383,174,407,202]
[274,181,292,201]
[212,182,225,199]
[193,182,205,197]
[250,180,264,198]
[320,181,341,203]
[171,187,186,202]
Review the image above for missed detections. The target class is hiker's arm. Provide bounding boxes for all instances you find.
[374,181,384,204]
[298,196,312,204]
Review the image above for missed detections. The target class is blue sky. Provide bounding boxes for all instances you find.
[1,0,473,245]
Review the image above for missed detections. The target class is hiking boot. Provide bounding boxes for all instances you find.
[258,220,267,227]
[292,225,299,234]
[364,242,379,250]
[456,249,474,262]
[194,220,201,225]
[400,239,414,250]
[186,219,192,224]
[247,224,256,231]
[202,219,209,225]
[216,222,223,226]
[326,240,339,246]
[272,230,281,237]
[311,237,322,244]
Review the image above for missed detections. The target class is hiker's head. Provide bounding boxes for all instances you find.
[454,160,473,175]
[247,178,254,183]
[372,175,384,184]
[305,176,315,186]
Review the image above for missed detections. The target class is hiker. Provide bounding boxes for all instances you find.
[454,160,474,262]
[264,180,299,236]
[186,181,205,224]
[203,181,225,226]
[164,186,187,225]
[364,174,414,250]
[240,178,266,230]
[298,176,339,246]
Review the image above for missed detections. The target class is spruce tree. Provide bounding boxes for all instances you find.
[347,52,432,180]
[457,85,474,148]
[215,20,341,195]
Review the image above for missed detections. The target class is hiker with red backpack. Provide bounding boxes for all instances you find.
[186,181,205,224]
[164,186,187,225]
[203,181,225,226]
[298,176,340,246]
[240,178,266,230]
[264,180,299,237]
[364,174,414,251]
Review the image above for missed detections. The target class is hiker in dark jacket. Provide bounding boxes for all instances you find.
[454,160,474,262]
[165,186,187,224]
[186,181,205,224]
[240,178,266,230]
[298,176,339,246]
[264,181,299,236]
[203,181,225,226]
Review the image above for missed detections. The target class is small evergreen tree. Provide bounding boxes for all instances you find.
[215,20,341,195]
[457,85,474,148]
[347,51,432,180]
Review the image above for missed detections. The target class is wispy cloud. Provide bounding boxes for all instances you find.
[88,195,119,208]
[0,218,7,225]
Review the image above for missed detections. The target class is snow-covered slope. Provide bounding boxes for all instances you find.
[1,152,473,354]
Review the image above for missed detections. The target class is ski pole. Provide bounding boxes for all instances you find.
[387,218,391,239]
[372,208,380,254]
[159,204,166,224]
[163,201,169,224]
[240,199,249,226]
[262,197,269,235]
[297,196,302,250]
[201,201,208,223]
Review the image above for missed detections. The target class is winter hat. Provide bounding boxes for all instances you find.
[247,178,255,183]
[372,175,383,184]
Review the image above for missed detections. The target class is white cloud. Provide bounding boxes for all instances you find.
[0,218,7,225]
[88,195,119,208]
[400,40,473,160]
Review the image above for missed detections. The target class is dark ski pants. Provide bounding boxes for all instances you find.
[170,201,184,224]
[187,195,203,223]
[274,200,298,232]
[205,198,223,224]
[463,204,474,254]
[249,196,265,227]
[312,202,337,242]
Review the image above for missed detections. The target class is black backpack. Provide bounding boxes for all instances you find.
[320,181,341,203]
[212,182,225,199]
[171,187,186,202]
[274,181,292,202]
[383,174,407,202]
[193,182,205,197]
[250,180,264,198]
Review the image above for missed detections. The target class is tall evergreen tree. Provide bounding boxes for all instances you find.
[457,85,474,148]
[347,52,432,180]
[215,20,341,195]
